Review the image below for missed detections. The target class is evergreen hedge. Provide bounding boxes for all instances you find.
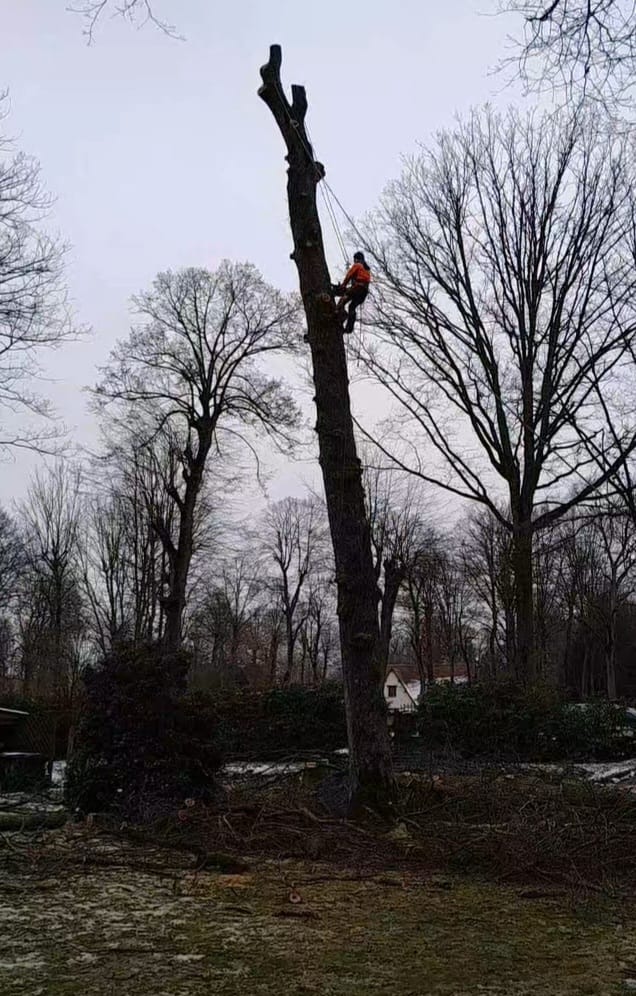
[418,680,633,761]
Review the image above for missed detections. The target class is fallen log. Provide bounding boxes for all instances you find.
[0,810,67,831]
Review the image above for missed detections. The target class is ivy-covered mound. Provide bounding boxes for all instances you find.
[66,642,221,821]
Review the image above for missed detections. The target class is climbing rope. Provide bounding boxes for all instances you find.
[272,82,371,367]
[272,83,361,268]
[319,182,349,267]
[321,178,369,254]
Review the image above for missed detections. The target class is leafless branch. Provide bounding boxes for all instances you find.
[499,0,636,107]
[68,1,182,43]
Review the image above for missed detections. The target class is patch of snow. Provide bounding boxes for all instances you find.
[0,752,41,758]
[522,758,636,787]
[0,789,65,813]
[577,760,636,783]
[223,761,312,776]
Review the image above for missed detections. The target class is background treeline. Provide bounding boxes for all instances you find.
[2,457,636,714]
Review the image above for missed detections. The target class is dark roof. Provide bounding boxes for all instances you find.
[0,707,28,729]
[387,665,421,685]
[435,661,468,679]
[387,662,469,682]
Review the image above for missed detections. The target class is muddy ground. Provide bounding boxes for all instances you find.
[2,823,636,996]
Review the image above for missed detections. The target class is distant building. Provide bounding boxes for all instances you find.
[0,706,29,749]
[384,662,469,711]
[0,706,55,789]
[384,666,421,712]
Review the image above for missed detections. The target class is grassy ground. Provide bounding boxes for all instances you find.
[1,826,636,995]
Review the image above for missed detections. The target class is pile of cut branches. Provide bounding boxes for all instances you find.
[5,769,636,895]
[110,770,636,892]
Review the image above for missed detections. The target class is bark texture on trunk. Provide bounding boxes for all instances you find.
[605,577,618,701]
[378,558,403,673]
[259,45,393,805]
[512,523,535,681]
[162,471,201,652]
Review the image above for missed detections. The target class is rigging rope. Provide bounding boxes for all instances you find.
[320,183,349,266]
[272,82,369,367]
[272,83,358,269]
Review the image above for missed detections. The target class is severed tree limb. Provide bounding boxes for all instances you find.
[0,811,67,831]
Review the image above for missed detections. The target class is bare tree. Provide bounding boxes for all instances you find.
[95,263,299,652]
[249,604,285,688]
[549,512,604,694]
[366,107,636,678]
[365,464,429,673]
[218,557,261,668]
[79,494,134,654]
[19,462,86,701]
[402,535,445,687]
[265,497,325,684]
[461,508,513,676]
[0,99,75,454]
[259,45,395,804]
[99,442,172,645]
[190,555,262,689]
[0,507,26,607]
[502,0,636,105]
[587,501,636,698]
[298,580,337,685]
[435,549,476,684]
[0,508,26,685]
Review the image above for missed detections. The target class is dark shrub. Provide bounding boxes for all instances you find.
[66,643,221,820]
[418,680,632,761]
[212,682,346,758]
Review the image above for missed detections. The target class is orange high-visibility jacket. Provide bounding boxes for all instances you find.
[343,262,371,287]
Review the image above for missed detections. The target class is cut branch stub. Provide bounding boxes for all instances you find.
[259,44,316,172]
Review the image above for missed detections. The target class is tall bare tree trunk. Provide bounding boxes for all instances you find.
[282,610,295,685]
[605,576,618,700]
[488,578,498,679]
[162,442,207,652]
[163,492,197,652]
[424,605,435,684]
[512,522,535,681]
[259,45,393,806]
[562,601,574,690]
[378,558,403,673]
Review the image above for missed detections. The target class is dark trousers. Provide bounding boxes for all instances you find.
[339,284,368,333]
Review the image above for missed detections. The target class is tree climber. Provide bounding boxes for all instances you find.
[335,251,371,333]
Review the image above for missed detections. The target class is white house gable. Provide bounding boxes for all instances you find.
[384,668,420,711]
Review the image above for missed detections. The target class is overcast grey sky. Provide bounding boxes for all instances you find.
[0,0,520,505]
